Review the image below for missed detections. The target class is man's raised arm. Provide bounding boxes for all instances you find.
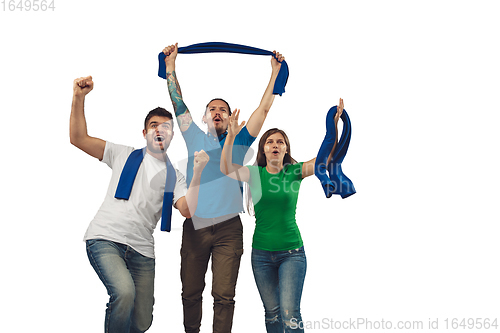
[163,43,193,133]
[69,76,106,160]
[245,51,285,137]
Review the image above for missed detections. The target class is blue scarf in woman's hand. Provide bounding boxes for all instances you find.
[315,107,356,199]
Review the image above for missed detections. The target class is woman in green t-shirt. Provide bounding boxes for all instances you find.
[220,100,343,332]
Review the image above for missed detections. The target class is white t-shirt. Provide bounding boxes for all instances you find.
[83,142,187,258]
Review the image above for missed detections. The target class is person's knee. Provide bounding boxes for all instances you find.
[213,297,235,308]
[182,281,205,301]
[181,280,204,303]
[112,285,135,309]
[211,254,242,302]
[265,314,280,325]
[282,309,302,330]
[132,296,154,332]
[132,315,153,333]
[180,251,209,300]
[264,306,280,324]
[212,281,237,304]
[212,283,235,305]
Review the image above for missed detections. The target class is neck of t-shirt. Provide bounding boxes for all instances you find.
[265,162,283,174]
[146,149,168,162]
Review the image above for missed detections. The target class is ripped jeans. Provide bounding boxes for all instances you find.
[251,246,307,332]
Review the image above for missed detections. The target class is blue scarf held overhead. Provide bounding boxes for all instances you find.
[314,106,356,199]
[158,42,289,96]
[115,148,177,232]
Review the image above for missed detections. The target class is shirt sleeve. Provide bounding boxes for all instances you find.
[231,126,256,165]
[181,121,204,146]
[172,168,188,206]
[245,165,263,207]
[234,126,256,148]
[289,162,304,181]
[101,141,134,169]
[246,165,259,186]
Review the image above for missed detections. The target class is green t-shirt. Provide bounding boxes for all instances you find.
[247,163,304,251]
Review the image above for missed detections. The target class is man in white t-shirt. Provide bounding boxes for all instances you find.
[70,76,209,333]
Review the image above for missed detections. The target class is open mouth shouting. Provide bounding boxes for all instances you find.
[152,134,167,150]
[213,116,222,125]
[154,135,165,143]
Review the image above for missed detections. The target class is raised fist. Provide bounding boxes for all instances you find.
[193,149,209,174]
[73,76,93,97]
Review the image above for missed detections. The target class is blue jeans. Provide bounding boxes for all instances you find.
[251,246,307,333]
[86,239,155,333]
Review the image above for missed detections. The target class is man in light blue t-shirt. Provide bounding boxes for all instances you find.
[162,43,285,333]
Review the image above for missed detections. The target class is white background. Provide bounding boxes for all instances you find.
[1,1,499,332]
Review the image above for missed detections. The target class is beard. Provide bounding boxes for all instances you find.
[214,121,227,136]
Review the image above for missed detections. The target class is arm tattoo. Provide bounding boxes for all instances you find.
[166,70,193,130]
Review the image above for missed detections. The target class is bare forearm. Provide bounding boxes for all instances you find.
[246,69,279,137]
[259,69,279,112]
[184,171,202,217]
[326,124,340,165]
[166,68,192,131]
[69,95,89,145]
[302,158,317,179]
[220,135,249,182]
[221,135,238,175]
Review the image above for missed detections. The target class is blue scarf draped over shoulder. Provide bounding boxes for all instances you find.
[158,42,289,96]
[115,148,177,232]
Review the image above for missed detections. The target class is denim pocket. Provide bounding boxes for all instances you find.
[86,238,98,249]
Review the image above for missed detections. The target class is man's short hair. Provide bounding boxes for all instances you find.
[206,98,232,116]
[144,107,173,129]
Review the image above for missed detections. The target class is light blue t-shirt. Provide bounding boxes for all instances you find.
[182,122,255,228]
